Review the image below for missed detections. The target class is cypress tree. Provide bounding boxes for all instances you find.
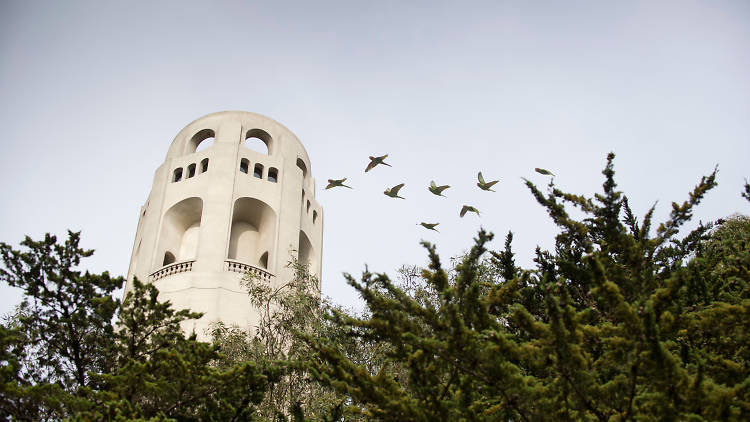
[305,154,749,421]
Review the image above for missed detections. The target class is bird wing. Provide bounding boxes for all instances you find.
[365,160,377,172]
[478,172,485,184]
[436,185,450,194]
[460,206,468,217]
[485,180,499,188]
[391,183,405,194]
[535,168,555,176]
[430,180,437,189]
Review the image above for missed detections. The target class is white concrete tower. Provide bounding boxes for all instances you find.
[125,111,323,336]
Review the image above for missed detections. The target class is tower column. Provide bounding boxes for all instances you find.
[193,120,241,273]
[275,160,305,285]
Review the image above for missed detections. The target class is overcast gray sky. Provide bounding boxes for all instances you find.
[1,0,748,315]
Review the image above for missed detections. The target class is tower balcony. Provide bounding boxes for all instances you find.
[225,259,274,283]
[149,260,195,282]
[148,259,274,284]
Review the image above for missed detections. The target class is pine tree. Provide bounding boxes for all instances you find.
[72,278,272,420]
[0,231,123,390]
[1,234,272,421]
[0,231,123,420]
[304,154,749,421]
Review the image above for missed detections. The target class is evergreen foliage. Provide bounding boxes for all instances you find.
[0,234,270,421]
[304,154,749,421]
[0,231,122,390]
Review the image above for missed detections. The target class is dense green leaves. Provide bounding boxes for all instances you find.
[305,154,749,421]
[83,338,269,421]
[113,278,203,366]
[1,233,270,421]
[0,231,122,390]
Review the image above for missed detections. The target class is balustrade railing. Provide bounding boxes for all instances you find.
[225,259,274,283]
[148,259,273,283]
[149,260,195,282]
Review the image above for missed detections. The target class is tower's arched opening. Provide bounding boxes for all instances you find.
[298,230,313,267]
[244,128,272,155]
[268,167,278,183]
[296,158,307,178]
[228,198,276,268]
[163,251,176,266]
[155,197,203,269]
[188,129,215,153]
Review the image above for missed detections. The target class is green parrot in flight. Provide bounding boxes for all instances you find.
[460,205,480,218]
[477,172,499,191]
[428,180,450,197]
[384,183,405,199]
[365,154,392,172]
[325,178,352,189]
[418,222,440,232]
[535,168,555,176]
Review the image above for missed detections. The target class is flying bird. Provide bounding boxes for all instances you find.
[418,222,440,232]
[384,183,405,199]
[428,180,450,197]
[477,172,499,192]
[460,205,480,218]
[365,154,392,172]
[535,168,555,176]
[325,178,352,189]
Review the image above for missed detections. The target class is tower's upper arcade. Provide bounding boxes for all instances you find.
[163,111,316,202]
[166,111,312,174]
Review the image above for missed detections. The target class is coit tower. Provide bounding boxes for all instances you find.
[124,111,323,336]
